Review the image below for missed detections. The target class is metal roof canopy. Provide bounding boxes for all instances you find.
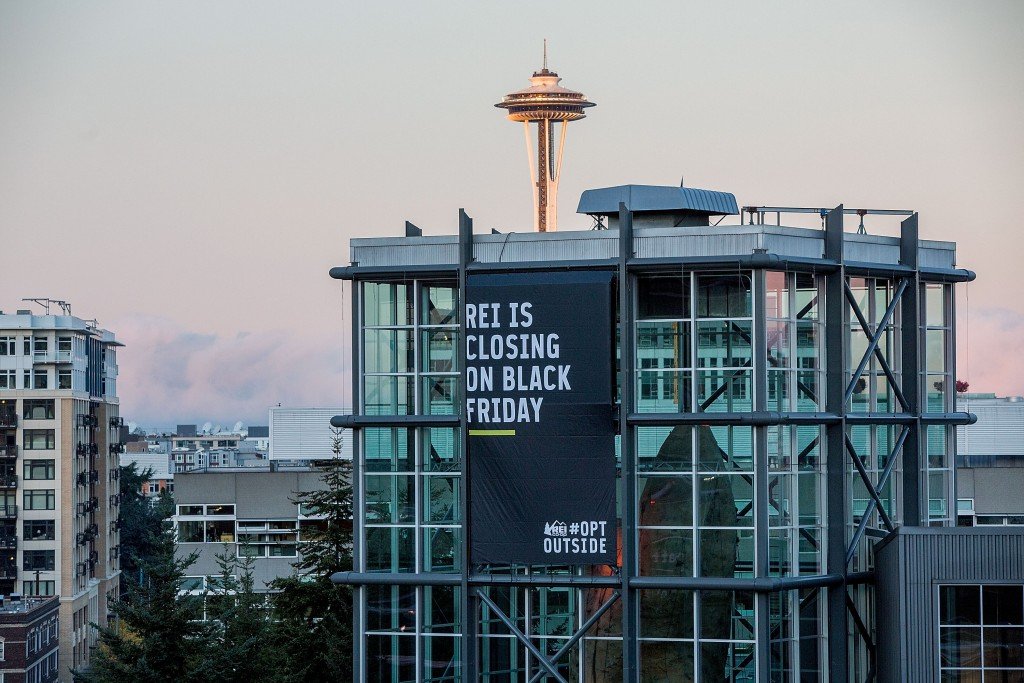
[577,184,739,216]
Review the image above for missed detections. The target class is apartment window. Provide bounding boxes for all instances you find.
[23,338,30,355]
[23,580,55,597]
[23,430,55,450]
[22,400,54,420]
[236,519,298,557]
[940,584,1024,677]
[23,460,55,480]
[23,490,55,510]
[57,370,71,390]
[207,504,234,516]
[0,337,14,355]
[177,521,204,543]
[24,520,55,541]
[205,520,235,543]
[0,371,13,390]
[32,370,47,390]
[23,550,55,571]
[0,636,4,660]
[57,336,71,353]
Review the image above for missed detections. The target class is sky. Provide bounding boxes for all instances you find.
[1,1,1022,425]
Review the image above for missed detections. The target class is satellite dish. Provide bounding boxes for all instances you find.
[212,424,222,434]
[201,422,213,434]
[232,421,245,435]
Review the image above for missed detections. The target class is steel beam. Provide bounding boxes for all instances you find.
[846,428,909,566]
[458,209,477,681]
[526,591,622,683]
[843,278,908,406]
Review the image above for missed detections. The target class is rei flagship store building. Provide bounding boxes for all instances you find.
[330,185,1024,682]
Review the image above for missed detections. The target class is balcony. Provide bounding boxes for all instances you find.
[109,442,125,455]
[0,475,17,488]
[0,411,16,428]
[32,350,74,364]
[0,505,17,519]
[78,414,98,429]
[0,445,16,461]
[0,536,17,550]
[0,563,17,579]
[109,416,124,429]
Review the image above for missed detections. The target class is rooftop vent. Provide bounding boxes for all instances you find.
[16,310,31,315]
[578,184,738,229]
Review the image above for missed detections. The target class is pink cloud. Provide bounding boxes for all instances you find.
[957,307,1024,398]
[109,314,348,425]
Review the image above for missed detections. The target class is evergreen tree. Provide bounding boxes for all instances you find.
[203,545,274,682]
[268,427,354,681]
[74,523,212,682]
[118,463,174,592]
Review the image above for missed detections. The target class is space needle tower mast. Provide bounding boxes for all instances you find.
[495,42,595,232]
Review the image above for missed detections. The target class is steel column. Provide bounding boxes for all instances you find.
[458,209,476,680]
[351,271,363,683]
[900,214,922,527]
[618,203,638,682]
[753,268,770,680]
[824,205,849,682]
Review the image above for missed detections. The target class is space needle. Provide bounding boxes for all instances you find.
[496,43,595,232]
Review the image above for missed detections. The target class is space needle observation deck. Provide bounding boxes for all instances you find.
[495,47,595,232]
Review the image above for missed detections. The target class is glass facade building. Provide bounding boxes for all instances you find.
[331,193,975,682]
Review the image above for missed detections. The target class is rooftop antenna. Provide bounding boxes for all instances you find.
[543,38,548,71]
[21,298,72,316]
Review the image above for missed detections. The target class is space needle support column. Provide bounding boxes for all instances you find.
[537,119,550,232]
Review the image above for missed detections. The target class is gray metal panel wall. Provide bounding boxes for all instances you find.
[875,527,1024,683]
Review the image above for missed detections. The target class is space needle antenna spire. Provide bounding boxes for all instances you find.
[495,44,595,232]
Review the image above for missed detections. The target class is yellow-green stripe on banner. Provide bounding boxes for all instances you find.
[469,429,516,437]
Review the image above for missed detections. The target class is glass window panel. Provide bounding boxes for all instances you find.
[638,528,693,576]
[941,586,981,625]
[636,322,690,369]
[363,375,414,416]
[766,321,790,365]
[363,282,412,327]
[177,521,204,543]
[696,321,752,368]
[701,590,755,640]
[983,585,1024,625]
[422,376,457,415]
[767,369,791,413]
[636,370,692,413]
[583,638,622,680]
[424,476,460,524]
[927,426,947,469]
[205,520,235,543]
[795,370,821,412]
[423,428,460,472]
[767,474,792,526]
[795,273,819,320]
[364,428,414,472]
[927,329,946,373]
[939,627,982,667]
[423,585,460,634]
[637,274,689,319]
[696,274,752,318]
[699,529,754,577]
[698,426,753,472]
[364,329,413,374]
[768,528,792,577]
[697,370,752,413]
[982,627,1024,668]
[797,528,823,575]
[926,283,946,328]
[640,640,695,680]
[638,475,692,527]
[422,283,458,326]
[639,589,694,638]
[422,329,458,373]
[422,636,460,682]
[797,473,822,526]
[423,527,460,572]
[365,475,415,523]
[364,527,415,572]
[365,634,415,682]
[528,587,575,637]
[366,585,415,632]
[765,271,789,320]
[638,426,691,472]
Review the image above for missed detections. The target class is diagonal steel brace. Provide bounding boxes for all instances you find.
[526,590,622,683]
[845,427,909,566]
[844,278,908,406]
[845,434,895,532]
[474,588,573,683]
[844,282,909,411]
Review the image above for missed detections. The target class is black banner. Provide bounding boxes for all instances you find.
[467,271,616,565]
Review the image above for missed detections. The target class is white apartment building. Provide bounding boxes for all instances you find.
[0,307,121,681]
